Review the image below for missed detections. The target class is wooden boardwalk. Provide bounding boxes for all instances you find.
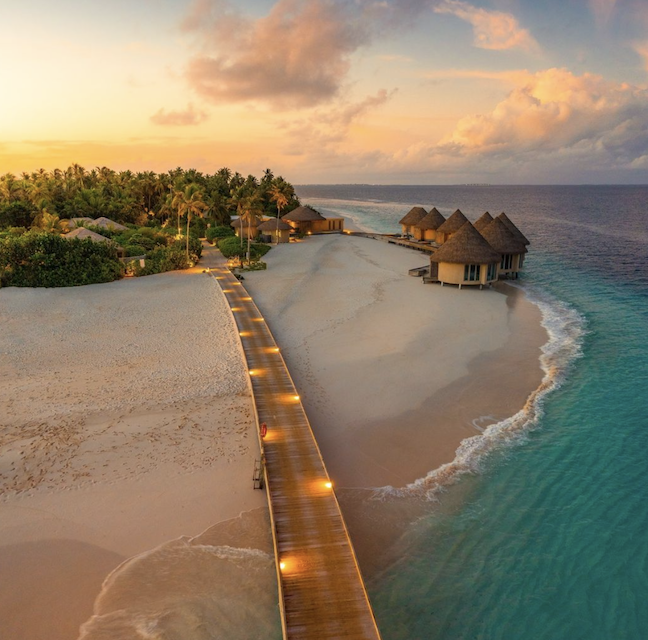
[206,249,382,640]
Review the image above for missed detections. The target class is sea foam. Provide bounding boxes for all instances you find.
[372,284,587,501]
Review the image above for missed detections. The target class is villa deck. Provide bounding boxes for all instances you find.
[206,247,382,640]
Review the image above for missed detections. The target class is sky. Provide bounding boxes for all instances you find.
[2,0,648,184]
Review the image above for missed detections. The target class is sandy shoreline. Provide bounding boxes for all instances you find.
[0,232,547,637]
[0,263,276,639]
[244,233,547,573]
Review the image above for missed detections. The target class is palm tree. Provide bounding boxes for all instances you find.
[173,183,208,262]
[269,184,289,245]
[236,195,263,264]
[38,210,65,233]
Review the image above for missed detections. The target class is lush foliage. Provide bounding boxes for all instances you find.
[217,236,270,261]
[206,225,235,243]
[0,165,300,231]
[0,232,123,287]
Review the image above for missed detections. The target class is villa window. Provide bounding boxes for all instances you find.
[487,263,498,280]
[501,254,513,270]
[464,264,481,281]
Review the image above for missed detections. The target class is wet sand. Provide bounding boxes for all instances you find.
[244,233,547,574]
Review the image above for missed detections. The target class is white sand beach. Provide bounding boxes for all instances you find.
[0,266,276,639]
[0,234,547,636]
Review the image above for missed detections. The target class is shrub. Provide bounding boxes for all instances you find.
[218,236,270,261]
[134,246,190,276]
[123,244,147,257]
[0,232,123,287]
[171,236,202,261]
[190,217,208,238]
[206,225,234,244]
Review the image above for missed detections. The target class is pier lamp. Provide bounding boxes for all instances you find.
[242,296,252,301]
[293,394,300,401]
[279,561,286,571]
[325,481,333,489]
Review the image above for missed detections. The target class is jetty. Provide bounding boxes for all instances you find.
[208,249,382,640]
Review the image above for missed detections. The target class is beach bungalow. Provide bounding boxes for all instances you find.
[398,207,427,237]
[473,212,494,233]
[412,207,446,242]
[92,217,127,231]
[430,222,500,288]
[497,212,530,246]
[231,214,262,240]
[281,205,343,234]
[435,209,469,244]
[257,218,292,243]
[480,217,527,279]
[64,227,125,256]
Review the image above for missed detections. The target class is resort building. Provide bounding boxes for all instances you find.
[473,212,494,233]
[429,222,501,288]
[412,207,446,242]
[92,217,127,231]
[64,227,125,256]
[497,212,530,246]
[435,209,469,244]
[480,217,527,279]
[231,213,262,239]
[281,205,344,234]
[399,207,427,237]
[257,218,292,243]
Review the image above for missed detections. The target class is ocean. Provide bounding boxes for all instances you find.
[295,185,648,639]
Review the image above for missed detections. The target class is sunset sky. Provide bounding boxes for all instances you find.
[2,0,648,183]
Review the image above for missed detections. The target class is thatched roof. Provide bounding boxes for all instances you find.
[436,209,469,235]
[480,218,527,255]
[92,217,127,231]
[399,207,427,226]
[68,217,93,228]
[231,214,262,228]
[282,205,325,222]
[64,228,112,242]
[415,207,446,230]
[473,212,494,233]
[497,212,530,245]
[431,222,500,264]
[258,218,292,231]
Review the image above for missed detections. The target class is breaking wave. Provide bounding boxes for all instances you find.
[372,284,586,501]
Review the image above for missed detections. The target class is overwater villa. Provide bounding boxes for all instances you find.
[429,222,501,288]
[399,207,427,236]
[412,207,446,242]
[480,217,527,279]
[473,212,494,233]
[435,209,469,244]
[282,205,344,234]
[257,218,291,243]
[498,212,530,246]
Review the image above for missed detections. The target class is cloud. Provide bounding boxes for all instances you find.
[634,41,648,71]
[150,104,209,126]
[434,1,539,52]
[181,0,368,108]
[281,89,396,150]
[589,0,618,25]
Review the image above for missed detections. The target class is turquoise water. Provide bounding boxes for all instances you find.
[296,186,648,639]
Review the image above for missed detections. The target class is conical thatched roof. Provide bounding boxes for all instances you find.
[399,207,427,226]
[64,228,112,242]
[258,218,292,231]
[474,212,494,233]
[415,207,446,230]
[282,205,325,222]
[436,209,469,235]
[92,217,127,231]
[480,218,527,255]
[231,214,262,228]
[497,212,530,245]
[431,222,500,264]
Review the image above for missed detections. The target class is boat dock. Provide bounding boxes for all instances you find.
[207,249,382,640]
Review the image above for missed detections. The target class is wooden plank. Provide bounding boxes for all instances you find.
[206,248,382,640]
